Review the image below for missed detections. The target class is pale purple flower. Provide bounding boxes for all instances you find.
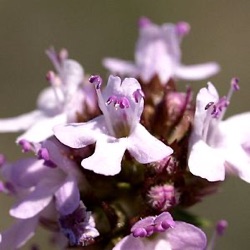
[188,79,250,182]
[103,17,219,84]
[0,48,89,143]
[113,212,207,250]
[54,75,173,176]
[0,137,85,249]
[1,137,81,220]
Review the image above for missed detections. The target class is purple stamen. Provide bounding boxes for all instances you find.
[37,148,50,161]
[37,148,57,168]
[216,220,228,236]
[119,97,130,109]
[106,96,130,109]
[18,139,33,153]
[133,89,144,103]
[210,97,228,118]
[231,77,240,91]
[106,95,118,106]
[89,75,102,89]
[176,21,190,36]
[138,16,152,28]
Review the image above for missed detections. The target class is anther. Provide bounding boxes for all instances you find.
[89,75,102,89]
[138,17,152,28]
[119,97,130,109]
[133,89,144,103]
[18,139,33,153]
[106,96,118,106]
[176,21,190,36]
[231,77,240,91]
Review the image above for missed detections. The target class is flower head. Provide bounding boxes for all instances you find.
[103,17,219,84]
[54,75,173,175]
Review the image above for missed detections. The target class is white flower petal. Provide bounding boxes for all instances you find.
[17,113,67,143]
[53,115,107,148]
[103,58,138,77]
[175,62,220,81]
[167,222,207,250]
[55,175,80,215]
[10,178,61,219]
[219,112,250,182]
[37,87,61,115]
[188,139,225,181]
[219,112,250,146]
[113,235,145,250]
[127,124,173,164]
[0,110,43,132]
[61,59,84,90]
[81,136,128,176]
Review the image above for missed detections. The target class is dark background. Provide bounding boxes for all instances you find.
[0,1,250,249]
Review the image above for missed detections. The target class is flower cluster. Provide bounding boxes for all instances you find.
[0,17,249,250]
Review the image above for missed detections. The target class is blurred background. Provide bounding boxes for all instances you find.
[0,0,250,249]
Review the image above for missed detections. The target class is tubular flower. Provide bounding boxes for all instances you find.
[188,79,250,182]
[103,17,219,84]
[0,48,90,143]
[54,75,173,176]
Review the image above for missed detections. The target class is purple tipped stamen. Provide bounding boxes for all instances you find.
[18,139,33,153]
[106,95,118,106]
[37,148,50,161]
[119,97,130,109]
[207,97,228,119]
[106,96,130,109]
[89,75,102,89]
[138,16,152,28]
[133,89,144,103]
[231,77,240,91]
[176,21,190,36]
[37,148,57,168]
[216,220,228,236]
